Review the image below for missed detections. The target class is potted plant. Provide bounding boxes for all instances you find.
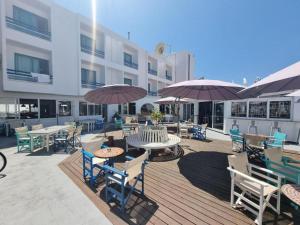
[151,110,163,126]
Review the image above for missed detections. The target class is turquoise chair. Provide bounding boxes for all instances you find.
[15,126,41,152]
[264,148,300,184]
[229,129,243,151]
[114,118,123,129]
[266,132,286,149]
[104,151,148,213]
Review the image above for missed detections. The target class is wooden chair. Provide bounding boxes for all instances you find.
[81,138,107,186]
[122,124,135,138]
[232,119,239,130]
[248,120,258,135]
[266,132,286,149]
[227,153,283,225]
[15,126,31,152]
[229,129,243,152]
[264,148,300,184]
[103,151,148,213]
[114,118,123,129]
[74,125,83,147]
[192,124,207,140]
[54,127,75,153]
[31,124,44,148]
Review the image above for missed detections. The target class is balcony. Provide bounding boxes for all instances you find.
[6,17,51,41]
[166,74,172,81]
[81,46,105,58]
[7,69,52,84]
[124,60,138,70]
[148,91,157,96]
[148,68,157,76]
[81,81,105,89]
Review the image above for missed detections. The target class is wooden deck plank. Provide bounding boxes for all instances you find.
[58,132,299,225]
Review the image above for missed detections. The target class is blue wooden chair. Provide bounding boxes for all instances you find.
[192,124,207,140]
[81,138,108,186]
[15,126,41,152]
[229,129,243,152]
[114,118,123,129]
[266,132,286,149]
[264,148,300,184]
[103,151,148,213]
[95,119,104,130]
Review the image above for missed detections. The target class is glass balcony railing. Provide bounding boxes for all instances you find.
[6,17,51,41]
[81,46,105,58]
[124,60,138,70]
[148,91,157,96]
[7,69,53,83]
[148,68,157,76]
[81,81,105,89]
[166,74,172,81]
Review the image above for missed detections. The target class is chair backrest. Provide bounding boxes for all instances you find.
[9,120,23,129]
[228,152,249,176]
[81,138,104,153]
[248,120,258,135]
[125,116,132,124]
[230,129,240,141]
[15,126,29,138]
[232,120,239,130]
[124,151,148,181]
[264,148,283,163]
[66,127,76,140]
[244,134,266,147]
[64,121,76,127]
[31,124,43,130]
[74,125,83,136]
[273,132,286,145]
[201,123,208,130]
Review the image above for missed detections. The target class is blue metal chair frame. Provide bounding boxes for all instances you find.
[81,149,108,186]
[192,125,206,140]
[103,155,147,213]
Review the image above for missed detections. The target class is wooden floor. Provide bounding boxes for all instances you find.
[59,132,300,225]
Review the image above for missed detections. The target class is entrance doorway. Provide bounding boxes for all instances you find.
[198,102,212,127]
[213,102,224,130]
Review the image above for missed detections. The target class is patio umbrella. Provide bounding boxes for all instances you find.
[239,61,300,98]
[159,80,244,134]
[84,84,147,104]
[286,89,300,97]
[159,79,244,100]
[154,97,190,104]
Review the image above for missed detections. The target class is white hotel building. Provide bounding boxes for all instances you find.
[0,0,195,127]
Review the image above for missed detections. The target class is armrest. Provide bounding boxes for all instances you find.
[283,156,300,164]
[102,165,127,177]
[249,163,285,179]
[125,156,135,161]
[227,167,269,187]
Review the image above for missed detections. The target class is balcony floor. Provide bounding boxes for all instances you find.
[59,130,300,225]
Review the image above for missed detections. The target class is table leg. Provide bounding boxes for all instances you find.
[30,135,34,152]
[46,135,50,152]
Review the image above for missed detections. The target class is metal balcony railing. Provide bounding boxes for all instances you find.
[148,68,157,76]
[166,74,172,81]
[81,81,105,89]
[6,17,51,41]
[7,69,53,83]
[81,46,105,58]
[124,60,138,70]
[148,91,157,96]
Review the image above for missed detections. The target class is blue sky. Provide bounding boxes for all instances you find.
[55,0,300,85]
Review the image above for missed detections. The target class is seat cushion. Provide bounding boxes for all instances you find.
[92,157,106,165]
[108,173,128,185]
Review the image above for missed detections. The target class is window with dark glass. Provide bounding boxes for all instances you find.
[81,68,96,85]
[15,53,49,74]
[123,104,128,115]
[40,100,56,118]
[58,101,71,117]
[118,104,122,114]
[102,104,108,121]
[148,62,151,71]
[80,34,95,50]
[88,104,95,115]
[79,102,87,116]
[124,52,132,63]
[249,101,267,118]
[124,78,132,86]
[269,101,291,119]
[13,6,49,33]
[95,104,102,115]
[129,103,136,115]
[20,99,38,119]
[231,102,247,117]
[160,104,165,114]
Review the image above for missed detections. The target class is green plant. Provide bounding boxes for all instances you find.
[151,110,163,125]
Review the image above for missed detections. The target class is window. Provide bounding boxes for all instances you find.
[231,102,247,117]
[159,104,165,114]
[124,52,132,63]
[13,6,49,33]
[79,102,87,116]
[80,34,95,50]
[0,102,18,119]
[249,101,267,118]
[95,105,102,115]
[124,78,132,86]
[58,101,71,117]
[88,104,95,115]
[40,100,56,118]
[148,83,151,92]
[15,53,49,74]
[269,101,291,119]
[148,62,151,71]
[129,103,136,115]
[81,68,96,84]
[123,104,128,115]
[20,99,38,119]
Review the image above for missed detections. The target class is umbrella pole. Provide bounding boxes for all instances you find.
[177,97,180,136]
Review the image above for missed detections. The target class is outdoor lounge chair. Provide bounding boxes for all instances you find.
[103,151,148,213]
[81,138,107,186]
[227,153,283,225]
[229,129,243,152]
[264,148,300,184]
[266,132,286,149]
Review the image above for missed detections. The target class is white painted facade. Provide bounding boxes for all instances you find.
[0,0,195,126]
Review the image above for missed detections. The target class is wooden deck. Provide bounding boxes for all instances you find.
[59,133,300,225]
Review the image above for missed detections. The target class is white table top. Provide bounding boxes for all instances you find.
[28,125,70,135]
[126,133,181,149]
